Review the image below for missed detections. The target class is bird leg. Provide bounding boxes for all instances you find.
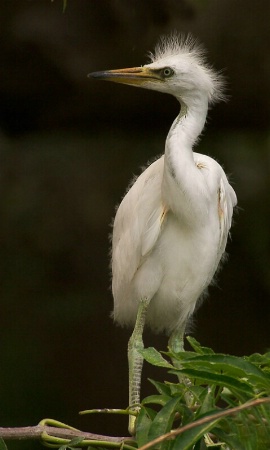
[128,297,150,435]
[168,329,185,355]
[169,329,193,407]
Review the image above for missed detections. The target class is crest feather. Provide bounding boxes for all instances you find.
[148,33,225,104]
[149,33,204,63]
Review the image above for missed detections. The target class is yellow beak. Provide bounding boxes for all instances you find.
[88,66,161,86]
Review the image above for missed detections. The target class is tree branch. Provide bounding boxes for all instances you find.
[0,424,131,443]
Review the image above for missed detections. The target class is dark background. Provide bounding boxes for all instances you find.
[0,1,269,448]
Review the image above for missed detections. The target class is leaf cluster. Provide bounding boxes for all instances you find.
[1,338,270,450]
[137,337,270,450]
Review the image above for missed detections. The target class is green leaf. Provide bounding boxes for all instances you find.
[181,354,266,377]
[142,394,173,407]
[137,339,270,449]
[187,385,206,402]
[211,426,245,450]
[174,368,254,395]
[148,396,182,449]
[69,437,85,445]
[148,378,172,396]
[186,337,215,355]
[174,411,221,450]
[0,438,8,450]
[136,407,155,447]
[246,352,270,368]
[196,384,216,415]
[140,347,173,368]
[164,381,191,397]
[177,354,270,391]
[59,437,84,450]
[166,350,197,361]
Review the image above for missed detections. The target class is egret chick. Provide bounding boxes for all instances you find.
[89,34,237,434]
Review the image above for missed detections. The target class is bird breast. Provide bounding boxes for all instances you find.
[113,207,222,335]
[141,212,221,333]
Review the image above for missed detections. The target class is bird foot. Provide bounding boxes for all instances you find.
[128,405,140,436]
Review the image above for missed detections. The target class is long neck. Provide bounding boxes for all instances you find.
[167,94,208,161]
[162,95,209,217]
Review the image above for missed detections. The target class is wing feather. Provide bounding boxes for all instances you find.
[218,176,237,249]
[142,203,168,256]
[112,156,165,294]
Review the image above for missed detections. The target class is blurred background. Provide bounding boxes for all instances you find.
[0,0,269,448]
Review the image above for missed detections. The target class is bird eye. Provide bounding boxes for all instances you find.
[162,67,174,78]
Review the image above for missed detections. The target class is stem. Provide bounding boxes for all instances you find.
[138,397,270,450]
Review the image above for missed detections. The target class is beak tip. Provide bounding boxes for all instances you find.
[88,71,105,79]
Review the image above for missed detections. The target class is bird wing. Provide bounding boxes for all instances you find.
[112,156,166,289]
[193,152,237,252]
[141,195,168,256]
[218,176,237,250]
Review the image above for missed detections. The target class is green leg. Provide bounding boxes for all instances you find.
[168,329,185,356]
[169,328,193,406]
[128,298,150,435]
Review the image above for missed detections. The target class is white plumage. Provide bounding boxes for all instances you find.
[89,34,237,434]
[112,153,235,335]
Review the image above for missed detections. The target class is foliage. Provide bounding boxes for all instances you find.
[137,337,270,449]
[1,338,270,449]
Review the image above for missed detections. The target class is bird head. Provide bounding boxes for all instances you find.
[88,34,224,108]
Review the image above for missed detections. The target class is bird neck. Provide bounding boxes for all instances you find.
[165,95,208,168]
[162,95,209,217]
[171,95,208,147]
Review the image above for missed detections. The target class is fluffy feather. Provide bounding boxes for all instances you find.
[148,33,225,104]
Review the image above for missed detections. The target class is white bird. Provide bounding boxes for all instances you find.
[89,34,237,434]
